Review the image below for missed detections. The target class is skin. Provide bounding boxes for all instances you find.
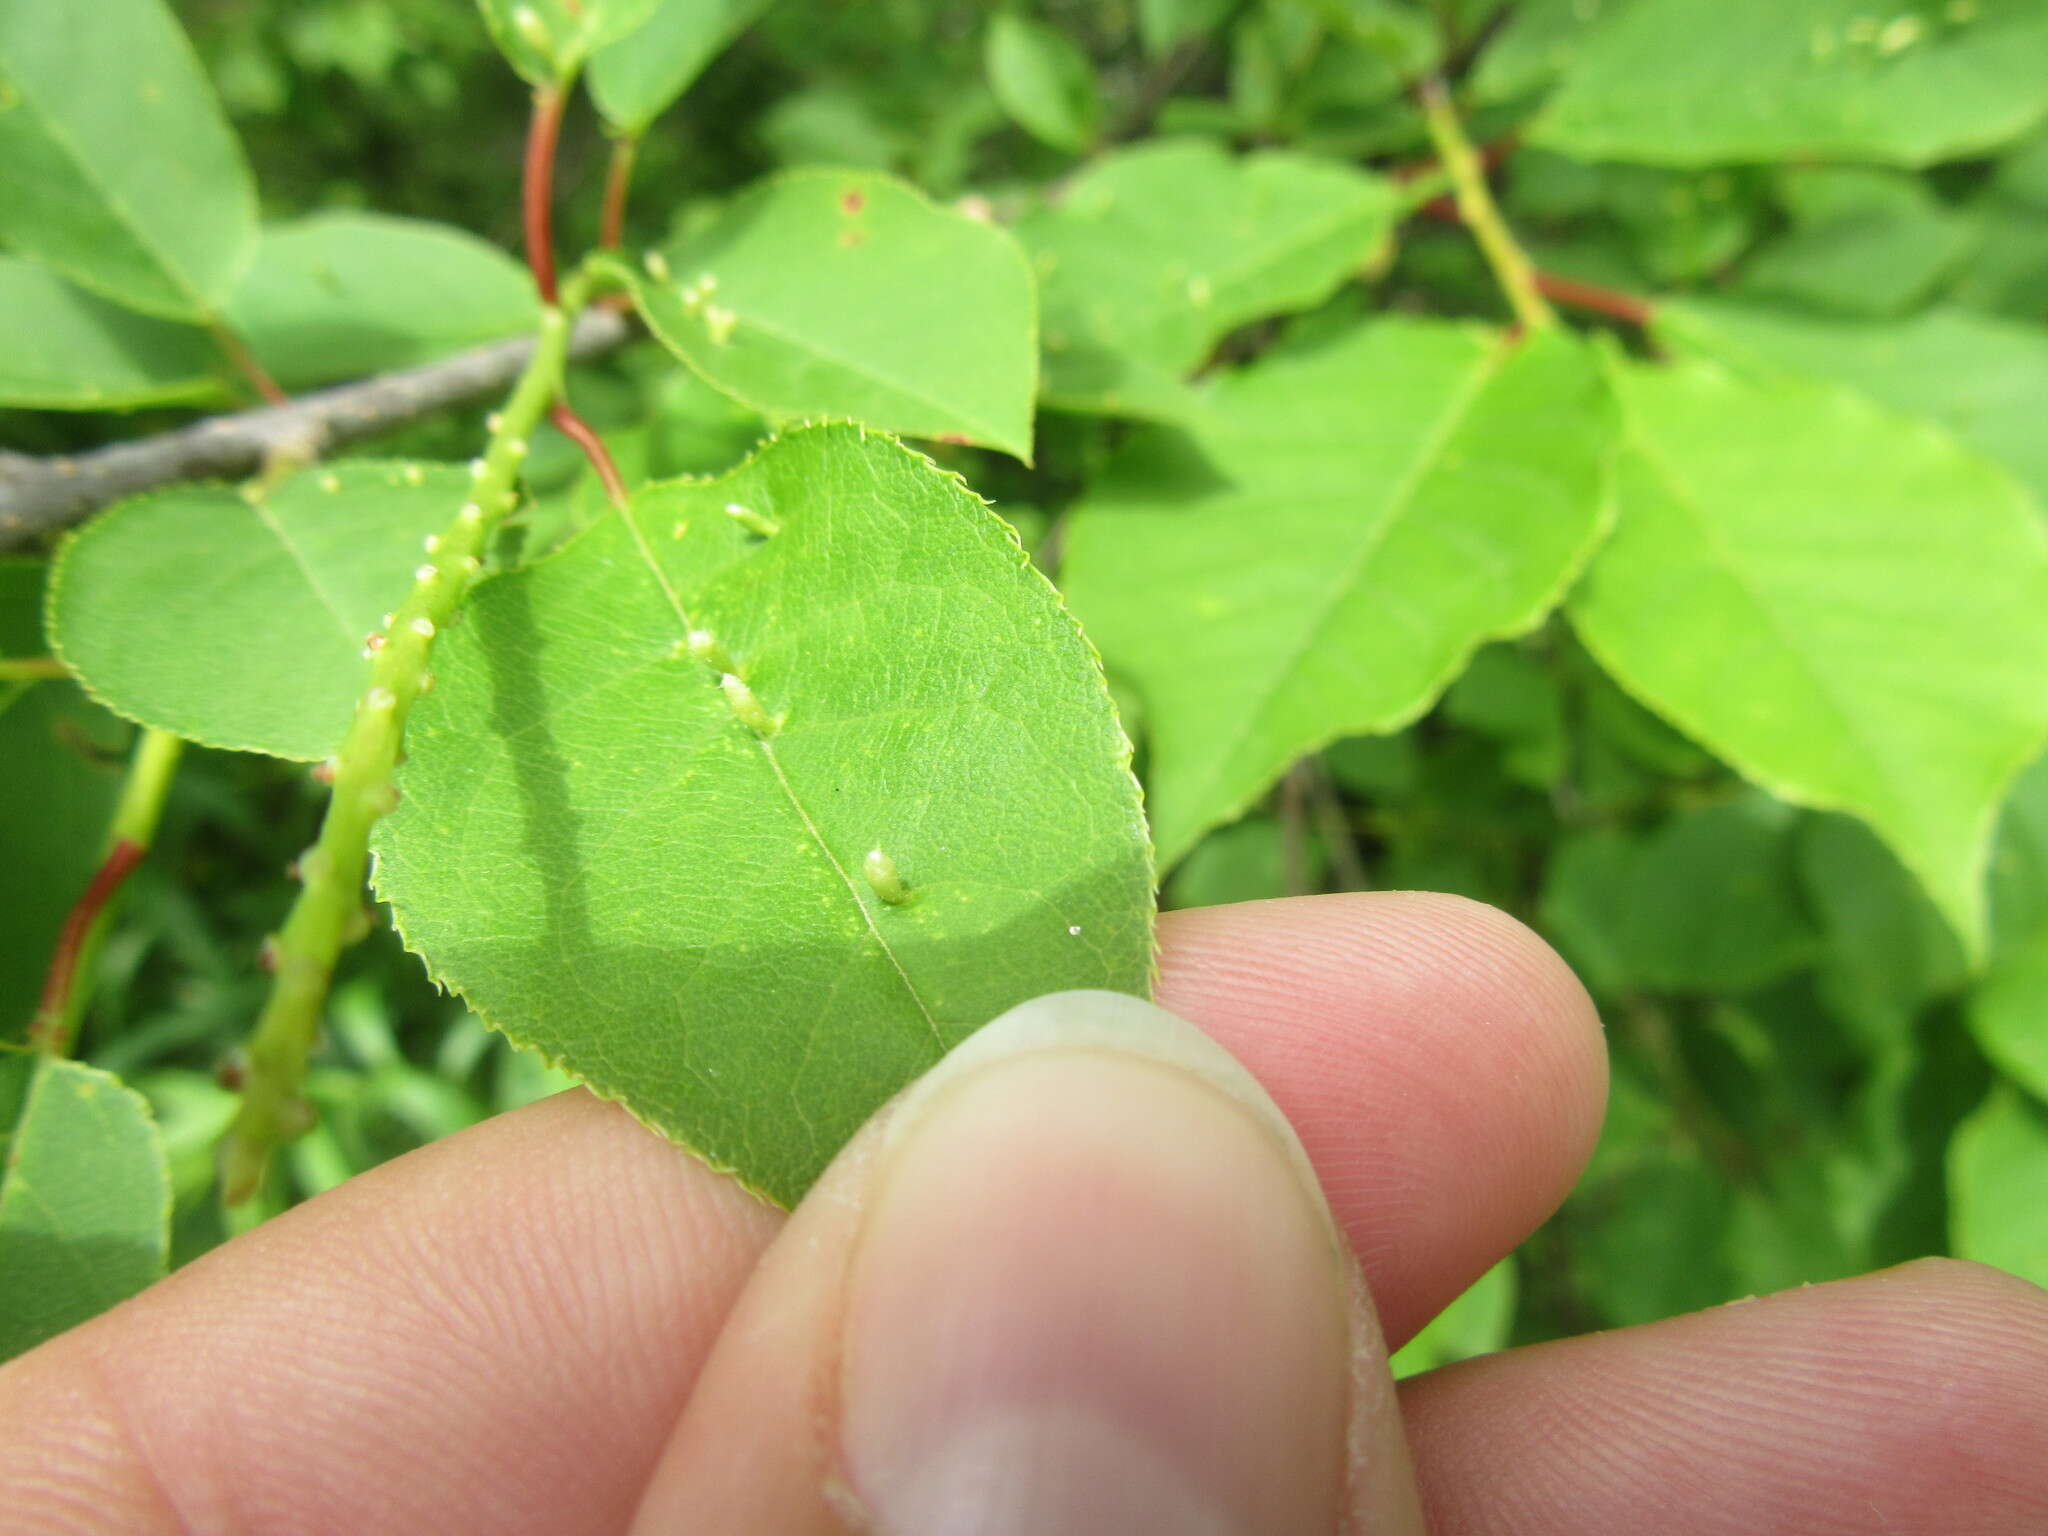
[1,891,2043,1533]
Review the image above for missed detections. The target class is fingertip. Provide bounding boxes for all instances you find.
[1156,892,1608,1342]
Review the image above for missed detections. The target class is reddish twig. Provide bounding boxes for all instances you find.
[600,135,639,250]
[1411,182,1655,327]
[29,839,145,1055]
[523,84,568,304]
[549,400,628,507]
[209,320,288,405]
[1531,270,1657,327]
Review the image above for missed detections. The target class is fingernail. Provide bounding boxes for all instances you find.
[834,991,1358,1536]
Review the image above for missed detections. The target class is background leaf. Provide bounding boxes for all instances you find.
[223,213,539,392]
[1015,140,1402,418]
[1062,321,1613,867]
[587,0,775,135]
[374,425,1153,1206]
[50,463,472,760]
[474,0,661,83]
[0,1055,170,1361]
[0,0,257,320]
[1530,0,2048,168]
[623,169,1038,460]
[1568,355,2048,958]
[984,11,1101,153]
[1948,1084,2048,1288]
[1658,299,2048,510]
[0,257,221,412]
[0,559,131,1044]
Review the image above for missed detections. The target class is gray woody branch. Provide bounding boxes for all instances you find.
[0,308,632,550]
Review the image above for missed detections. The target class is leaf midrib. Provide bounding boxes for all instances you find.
[1169,335,1508,851]
[613,503,946,1050]
[1606,374,1915,841]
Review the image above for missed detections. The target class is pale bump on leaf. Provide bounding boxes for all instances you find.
[1062,319,1616,869]
[0,1055,170,1362]
[621,169,1039,461]
[1568,353,2048,962]
[373,424,1153,1207]
[49,463,474,761]
[0,0,258,320]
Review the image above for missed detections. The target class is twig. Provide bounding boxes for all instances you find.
[206,318,288,406]
[218,271,595,1205]
[548,401,628,506]
[1304,756,1370,892]
[1417,76,1555,332]
[600,134,639,250]
[30,729,184,1057]
[0,309,631,548]
[524,84,568,304]
[1531,270,1656,327]
[1409,196,1655,326]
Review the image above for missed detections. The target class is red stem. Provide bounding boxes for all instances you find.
[549,401,628,507]
[523,85,567,305]
[1531,270,1657,327]
[211,321,288,405]
[600,136,638,251]
[29,838,146,1055]
[1413,193,1654,326]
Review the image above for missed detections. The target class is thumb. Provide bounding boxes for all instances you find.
[629,990,1426,1535]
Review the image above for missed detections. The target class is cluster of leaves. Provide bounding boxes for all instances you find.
[4,0,2048,1370]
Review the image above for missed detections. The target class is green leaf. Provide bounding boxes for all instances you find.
[1014,140,1403,419]
[984,12,1100,153]
[373,425,1153,1206]
[1657,300,2048,512]
[1798,813,1966,1040]
[0,1054,169,1361]
[1567,354,2048,960]
[1389,1257,1516,1378]
[475,0,661,83]
[0,257,221,411]
[622,170,1038,460]
[1990,751,2048,955]
[1539,794,1818,998]
[1139,0,1235,56]
[223,214,540,392]
[50,463,473,761]
[1737,168,1977,317]
[588,0,774,134]
[1062,321,1613,868]
[1164,816,1325,910]
[1530,0,2048,168]
[1470,0,1642,105]
[0,0,257,320]
[1949,1084,2048,1288]
[0,560,131,1044]
[1968,930,2048,1104]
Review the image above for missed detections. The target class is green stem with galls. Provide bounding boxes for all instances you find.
[1417,77,1556,333]
[219,269,596,1204]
